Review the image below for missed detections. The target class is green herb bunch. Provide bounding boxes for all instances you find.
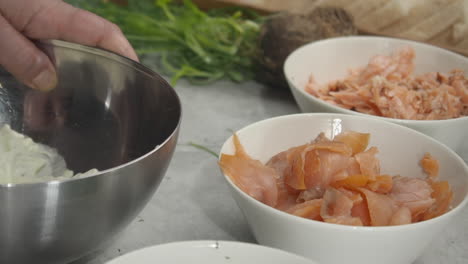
[67,0,262,85]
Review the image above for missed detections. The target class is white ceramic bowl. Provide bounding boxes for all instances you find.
[284,36,468,162]
[105,240,317,264]
[219,113,468,264]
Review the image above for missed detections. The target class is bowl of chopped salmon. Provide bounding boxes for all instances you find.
[218,113,468,264]
[283,36,468,162]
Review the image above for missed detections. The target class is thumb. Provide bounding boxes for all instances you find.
[0,14,57,91]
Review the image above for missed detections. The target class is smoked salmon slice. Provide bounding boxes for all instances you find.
[219,134,279,207]
[367,175,393,194]
[422,181,453,220]
[332,174,369,189]
[389,207,412,226]
[391,176,435,221]
[286,199,323,220]
[354,147,380,180]
[333,131,370,155]
[320,187,363,226]
[219,131,454,226]
[358,187,398,226]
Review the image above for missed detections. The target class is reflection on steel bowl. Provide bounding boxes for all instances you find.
[0,40,181,264]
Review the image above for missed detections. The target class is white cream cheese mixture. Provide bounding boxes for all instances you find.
[0,125,98,184]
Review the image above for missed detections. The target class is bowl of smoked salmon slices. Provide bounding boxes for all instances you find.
[218,113,468,264]
[284,36,468,162]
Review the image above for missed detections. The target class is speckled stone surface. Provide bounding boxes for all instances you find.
[72,79,468,264]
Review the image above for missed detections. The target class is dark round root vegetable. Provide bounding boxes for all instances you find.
[256,7,358,89]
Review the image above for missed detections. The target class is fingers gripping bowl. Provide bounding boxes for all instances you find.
[284,36,468,161]
[219,114,468,264]
[0,40,181,263]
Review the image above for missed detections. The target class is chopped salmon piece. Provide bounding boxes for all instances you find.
[219,134,279,207]
[450,69,468,105]
[420,153,439,180]
[357,46,414,84]
[305,46,468,120]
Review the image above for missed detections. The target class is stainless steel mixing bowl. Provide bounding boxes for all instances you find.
[0,40,181,264]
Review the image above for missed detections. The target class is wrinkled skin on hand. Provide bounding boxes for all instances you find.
[0,0,138,131]
[0,0,138,92]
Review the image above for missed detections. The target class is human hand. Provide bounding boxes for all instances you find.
[0,0,138,91]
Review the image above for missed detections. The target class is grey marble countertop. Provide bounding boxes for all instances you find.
[73,79,468,264]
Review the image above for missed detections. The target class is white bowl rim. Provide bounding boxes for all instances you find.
[106,240,318,264]
[219,113,468,231]
[283,36,468,125]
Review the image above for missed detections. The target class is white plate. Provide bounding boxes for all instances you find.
[106,240,318,264]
